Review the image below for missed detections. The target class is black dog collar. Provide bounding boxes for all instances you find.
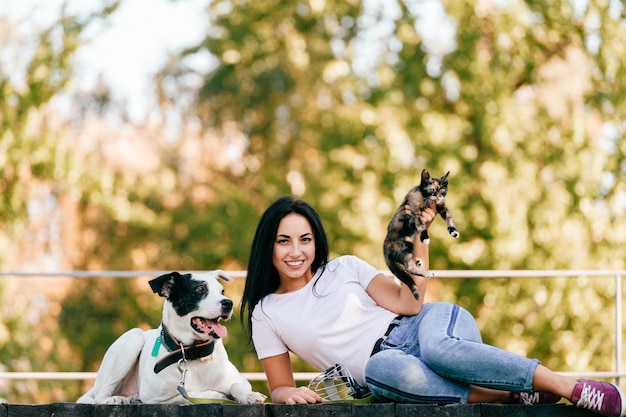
[153,323,216,374]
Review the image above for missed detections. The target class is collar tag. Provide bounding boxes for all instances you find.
[151,336,161,357]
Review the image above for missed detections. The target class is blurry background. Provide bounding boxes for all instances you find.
[0,0,625,403]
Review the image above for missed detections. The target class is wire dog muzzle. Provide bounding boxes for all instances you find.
[307,364,372,402]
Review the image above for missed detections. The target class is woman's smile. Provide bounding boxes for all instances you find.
[286,260,305,269]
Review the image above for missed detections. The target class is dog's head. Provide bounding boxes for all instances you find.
[149,270,234,344]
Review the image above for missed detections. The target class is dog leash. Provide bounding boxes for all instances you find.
[175,343,238,404]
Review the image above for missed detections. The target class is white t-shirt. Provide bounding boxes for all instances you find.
[251,255,398,386]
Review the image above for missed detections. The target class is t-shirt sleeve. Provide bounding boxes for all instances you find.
[345,255,382,289]
[251,303,289,360]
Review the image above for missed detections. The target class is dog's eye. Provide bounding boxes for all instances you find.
[196,284,207,293]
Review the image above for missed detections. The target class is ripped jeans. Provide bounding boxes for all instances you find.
[364,302,540,404]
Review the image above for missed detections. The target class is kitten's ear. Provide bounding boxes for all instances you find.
[421,169,430,183]
[441,171,450,182]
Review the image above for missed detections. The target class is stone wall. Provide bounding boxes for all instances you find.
[0,402,598,417]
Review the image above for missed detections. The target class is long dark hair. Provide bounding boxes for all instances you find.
[240,196,329,341]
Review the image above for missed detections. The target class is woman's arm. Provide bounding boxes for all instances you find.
[261,353,323,404]
[367,204,436,316]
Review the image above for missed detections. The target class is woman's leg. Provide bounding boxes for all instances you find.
[365,349,522,404]
[368,301,625,415]
[532,365,576,398]
[365,348,471,403]
[468,386,512,403]
[364,301,529,404]
[415,302,539,392]
[417,301,624,410]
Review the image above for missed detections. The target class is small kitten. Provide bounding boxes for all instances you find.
[383,169,459,299]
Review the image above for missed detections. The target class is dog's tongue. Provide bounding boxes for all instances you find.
[193,317,227,338]
[208,320,227,338]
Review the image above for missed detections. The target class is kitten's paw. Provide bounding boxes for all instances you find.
[422,237,430,245]
[449,228,459,238]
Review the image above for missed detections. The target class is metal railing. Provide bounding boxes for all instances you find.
[0,270,624,385]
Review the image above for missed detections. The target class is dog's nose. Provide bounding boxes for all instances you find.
[221,298,233,311]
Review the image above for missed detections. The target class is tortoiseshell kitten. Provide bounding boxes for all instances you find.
[383,169,459,300]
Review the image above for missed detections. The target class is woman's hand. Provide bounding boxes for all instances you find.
[273,386,323,404]
[263,354,323,404]
[405,203,437,229]
[419,203,437,229]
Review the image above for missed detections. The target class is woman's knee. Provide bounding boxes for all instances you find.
[365,349,400,381]
[364,350,423,400]
[419,304,482,367]
[421,303,481,341]
[365,349,432,391]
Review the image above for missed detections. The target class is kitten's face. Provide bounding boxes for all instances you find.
[420,170,448,205]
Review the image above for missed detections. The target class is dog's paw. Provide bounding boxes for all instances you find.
[240,392,267,404]
[229,381,267,404]
[93,395,135,405]
[235,392,266,404]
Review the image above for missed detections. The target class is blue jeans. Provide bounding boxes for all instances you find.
[364,302,540,404]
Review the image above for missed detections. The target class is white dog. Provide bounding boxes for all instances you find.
[77,270,267,405]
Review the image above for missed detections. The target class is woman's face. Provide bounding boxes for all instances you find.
[273,213,316,285]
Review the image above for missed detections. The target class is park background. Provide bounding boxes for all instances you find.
[1,0,625,404]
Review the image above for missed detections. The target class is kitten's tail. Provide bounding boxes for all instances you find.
[389,262,424,301]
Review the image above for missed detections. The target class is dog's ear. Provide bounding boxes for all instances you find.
[214,270,234,283]
[149,272,181,298]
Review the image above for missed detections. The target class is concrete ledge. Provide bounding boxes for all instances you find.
[0,402,601,417]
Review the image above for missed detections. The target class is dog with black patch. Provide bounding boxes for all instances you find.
[77,270,267,404]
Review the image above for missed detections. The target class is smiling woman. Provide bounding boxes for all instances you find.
[238,196,626,417]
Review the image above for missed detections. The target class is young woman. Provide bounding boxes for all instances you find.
[240,196,625,416]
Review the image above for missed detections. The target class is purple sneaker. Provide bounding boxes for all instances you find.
[571,379,626,417]
[515,391,562,405]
